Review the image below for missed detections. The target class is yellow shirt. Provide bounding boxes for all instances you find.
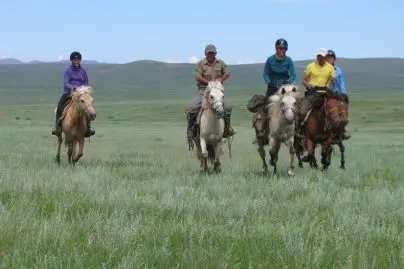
[304,61,335,87]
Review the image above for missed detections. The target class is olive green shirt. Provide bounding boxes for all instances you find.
[195,58,230,89]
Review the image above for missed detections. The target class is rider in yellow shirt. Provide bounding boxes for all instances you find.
[298,48,336,133]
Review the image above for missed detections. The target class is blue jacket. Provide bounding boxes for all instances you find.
[331,65,347,94]
[262,55,296,86]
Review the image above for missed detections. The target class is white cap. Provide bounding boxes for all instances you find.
[316,48,327,57]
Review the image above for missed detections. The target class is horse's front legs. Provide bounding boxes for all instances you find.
[55,135,62,164]
[72,138,85,165]
[269,137,281,175]
[200,138,208,172]
[286,138,295,176]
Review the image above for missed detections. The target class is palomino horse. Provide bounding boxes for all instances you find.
[192,80,225,173]
[253,84,304,174]
[296,90,348,170]
[54,86,96,165]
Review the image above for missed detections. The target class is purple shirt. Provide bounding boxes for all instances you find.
[63,65,89,94]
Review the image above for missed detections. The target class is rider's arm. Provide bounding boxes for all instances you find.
[63,68,75,91]
[302,64,312,88]
[262,57,270,84]
[337,70,347,94]
[83,70,89,85]
[327,66,336,89]
[195,61,209,85]
[287,57,296,83]
[220,61,230,83]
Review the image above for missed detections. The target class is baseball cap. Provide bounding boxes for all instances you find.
[205,44,217,53]
[316,48,327,57]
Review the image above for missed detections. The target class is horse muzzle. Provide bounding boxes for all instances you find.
[332,119,348,129]
[284,109,295,124]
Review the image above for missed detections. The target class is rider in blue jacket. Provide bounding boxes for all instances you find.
[326,49,351,140]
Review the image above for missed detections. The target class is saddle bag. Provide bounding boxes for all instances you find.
[247,94,267,113]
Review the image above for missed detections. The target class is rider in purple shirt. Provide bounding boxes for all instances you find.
[52,51,95,137]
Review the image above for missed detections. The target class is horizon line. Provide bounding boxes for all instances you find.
[0,56,403,66]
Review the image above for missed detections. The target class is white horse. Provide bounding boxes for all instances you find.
[266,84,300,176]
[193,80,225,173]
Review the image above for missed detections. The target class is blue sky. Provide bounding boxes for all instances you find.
[1,0,402,64]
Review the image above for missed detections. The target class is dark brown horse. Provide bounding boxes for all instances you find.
[295,90,348,170]
[330,94,349,169]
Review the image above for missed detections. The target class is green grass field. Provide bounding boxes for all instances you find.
[1,90,404,268]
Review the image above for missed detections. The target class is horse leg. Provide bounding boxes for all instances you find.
[70,140,78,165]
[55,134,63,164]
[338,141,345,169]
[200,138,208,172]
[67,140,73,164]
[258,142,268,173]
[294,137,303,168]
[286,138,295,176]
[306,140,318,169]
[321,139,332,170]
[72,138,84,165]
[213,142,222,174]
[269,137,280,175]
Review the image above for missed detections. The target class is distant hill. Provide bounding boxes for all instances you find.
[0,58,103,65]
[0,58,24,64]
[0,57,403,105]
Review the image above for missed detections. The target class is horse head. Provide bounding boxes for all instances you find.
[269,90,297,125]
[202,80,225,118]
[325,90,348,129]
[278,84,298,95]
[71,86,97,120]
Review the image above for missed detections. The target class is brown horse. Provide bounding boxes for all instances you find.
[330,94,349,169]
[296,90,348,170]
[54,86,96,165]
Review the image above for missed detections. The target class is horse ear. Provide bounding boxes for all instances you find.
[281,88,286,95]
[292,87,296,92]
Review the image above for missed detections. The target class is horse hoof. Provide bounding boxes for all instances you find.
[55,156,60,164]
[288,169,294,176]
[298,162,303,168]
[340,165,345,169]
[202,152,208,158]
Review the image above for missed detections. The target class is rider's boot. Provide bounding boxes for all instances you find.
[187,112,197,140]
[342,126,351,140]
[223,113,235,138]
[84,119,95,138]
[52,118,62,136]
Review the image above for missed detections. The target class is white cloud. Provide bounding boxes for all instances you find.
[189,56,199,63]
[236,60,256,65]
[166,59,183,63]
[0,56,6,59]
[57,55,67,61]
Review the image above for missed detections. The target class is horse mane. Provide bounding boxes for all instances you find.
[201,89,211,109]
[71,86,93,98]
[267,91,296,119]
[201,81,224,110]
